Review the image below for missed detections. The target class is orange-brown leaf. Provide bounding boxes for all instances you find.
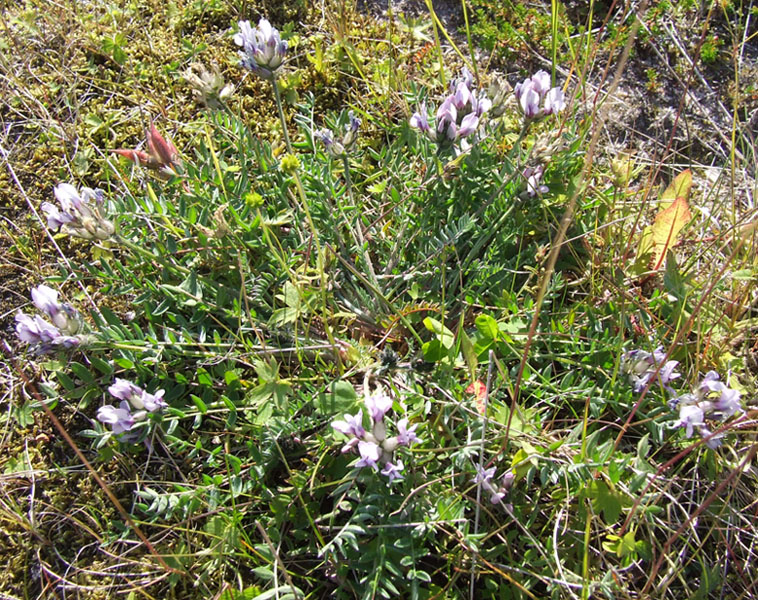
[466,380,487,415]
[651,196,691,269]
[660,169,692,207]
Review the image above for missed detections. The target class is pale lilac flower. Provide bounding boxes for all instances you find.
[316,111,361,157]
[473,464,496,485]
[54,183,92,216]
[711,387,741,418]
[658,360,681,387]
[451,67,474,90]
[517,85,541,118]
[409,103,434,139]
[473,464,511,505]
[698,371,726,396]
[456,112,480,138]
[678,405,705,438]
[348,111,361,132]
[235,18,288,80]
[30,285,82,334]
[698,426,724,449]
[15,313,63,345]
[315,128,338,152]
[333,392,421,478]
[669,370,741,449]
[436,97,458,141]
[688,371,741,418]
[139,389,167,412]
[523,166,549,196]
[621,347,680,393]
[108,378,167,413]
[356,440,381,470]
[365,393,393,424]
[97,401,135,434]
[489,490,506,504]
[396,418,421,446]
[31,285,59,317]
[341,437,360,453]
[451,81,472,111]
[410,69,491,147]
[15,305,81,354]
[109,378,142,402]
[381,459,404,482]
[342,111,360,149]
[531,70,552,95]
[332,409,366,438]
[476,95,492,116]
[543,87,566,115]
[514,71,566,121]
[42,202,74,229]
[42,183,114,241]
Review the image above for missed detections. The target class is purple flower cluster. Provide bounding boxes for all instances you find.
[514,70,566,120]
[410,68,491,147]
[42,183,114,241]
[670,371,742,449]
[332,392,421,482]
[315,111,361,157]
[97,378,167,436]
[234,18,287,81]
[473,464,514,505]
[621,346,681,393]
[15,285,84,354]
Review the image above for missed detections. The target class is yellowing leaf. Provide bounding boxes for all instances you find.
[650,196,691,270]
[660,169,693,208]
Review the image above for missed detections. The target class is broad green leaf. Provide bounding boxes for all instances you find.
[190,394,207,414]
[618,530,637,558]
[663,250,688,300]
[317,380,358,415]
[460,330,478,380]
[589,480,622,524]
[422,339,446,362]
[69,362,94,384]
[423,317,454,349]
[475,314,499,340]
[90,357,113,376]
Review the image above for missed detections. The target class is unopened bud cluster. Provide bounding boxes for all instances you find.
[315,111,361,157]
[473,464,514,506]
[183,62,234,108]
